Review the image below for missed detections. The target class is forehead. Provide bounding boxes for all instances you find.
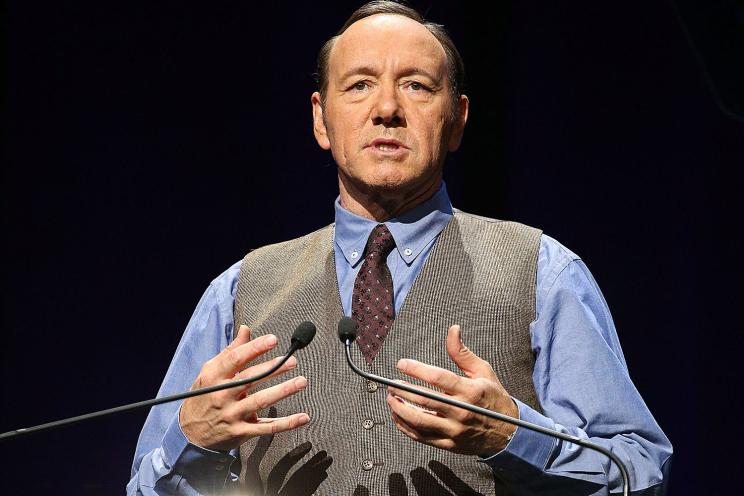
[329,14,447,77]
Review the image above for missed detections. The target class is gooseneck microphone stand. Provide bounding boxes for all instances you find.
[338,317,630,496]
[0,321,317,441]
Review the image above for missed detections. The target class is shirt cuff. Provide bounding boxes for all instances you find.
[161,406,239,487]
[479,398,558,476]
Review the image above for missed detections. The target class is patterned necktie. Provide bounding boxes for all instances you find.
[352,224,396,364]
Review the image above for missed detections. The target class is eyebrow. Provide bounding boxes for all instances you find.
[338,65,442,85]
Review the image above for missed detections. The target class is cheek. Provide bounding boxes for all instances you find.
[346,112,366,142]
[420,126,447,162]
[330,110,366,151]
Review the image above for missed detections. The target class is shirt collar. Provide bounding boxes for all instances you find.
[334,182,454,268]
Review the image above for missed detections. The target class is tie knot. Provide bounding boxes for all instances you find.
[365,224,396,258]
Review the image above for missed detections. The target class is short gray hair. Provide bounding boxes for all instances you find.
[315,1,465,114]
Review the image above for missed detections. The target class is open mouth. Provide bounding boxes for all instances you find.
[369,139,407,155]
[375,143,400,151]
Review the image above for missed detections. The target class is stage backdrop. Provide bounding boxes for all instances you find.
[3,1,742,494]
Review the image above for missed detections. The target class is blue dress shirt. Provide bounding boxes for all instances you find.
[128,183,672,495]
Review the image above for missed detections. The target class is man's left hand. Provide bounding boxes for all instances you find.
[386,324,519,457]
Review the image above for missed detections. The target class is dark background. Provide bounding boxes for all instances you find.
[2,1,742,494]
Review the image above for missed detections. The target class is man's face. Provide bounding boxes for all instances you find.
[312,14,468,199]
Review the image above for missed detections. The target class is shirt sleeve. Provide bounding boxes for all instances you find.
[127,261,243,495]
[480,235,673,495]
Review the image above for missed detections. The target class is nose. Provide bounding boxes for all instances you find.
[371,83,405,127]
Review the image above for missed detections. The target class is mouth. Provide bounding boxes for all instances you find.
[367,139,409,157]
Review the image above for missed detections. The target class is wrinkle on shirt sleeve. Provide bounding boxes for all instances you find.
[128,261,242,494]
[483,235,672,494]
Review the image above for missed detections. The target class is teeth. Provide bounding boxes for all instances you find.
[376,143,399,151]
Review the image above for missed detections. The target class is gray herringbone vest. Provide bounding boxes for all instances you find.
[232,210,542,495]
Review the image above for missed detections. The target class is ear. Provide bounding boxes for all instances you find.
[447,94,469,152]
[311,92,331,150]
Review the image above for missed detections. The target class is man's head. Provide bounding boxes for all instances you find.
[311,1,469,218]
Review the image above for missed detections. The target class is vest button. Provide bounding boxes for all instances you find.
[366,381,378,392]
[361,459,374,471]
[362,418,374,430]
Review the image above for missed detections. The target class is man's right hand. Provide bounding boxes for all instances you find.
[179,325,310,452]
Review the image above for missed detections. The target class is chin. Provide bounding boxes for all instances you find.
[340,160,436,197]
[364,172,411,193]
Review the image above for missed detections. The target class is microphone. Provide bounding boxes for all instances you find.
[337,317,631,496]
[290,320,317,351]
[0,321,317,441]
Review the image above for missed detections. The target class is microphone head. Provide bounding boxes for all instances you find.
[337,317,358,344]
[291,321,317,349]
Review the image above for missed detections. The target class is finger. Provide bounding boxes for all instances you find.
[236,355,297,382]
[211,333,279,379]
[446,325,496,379]
[231,356,298,398]
[390,409,426,441]
[386,381,458,417]
[390,410,457,451]
[385,391,455,436]
[244,412,311,437]
[238,376,309,414]
[226,325,252,351]
[396,358,463,395]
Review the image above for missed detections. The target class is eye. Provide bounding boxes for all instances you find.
[406,81,431,93]
[350,81,370,92]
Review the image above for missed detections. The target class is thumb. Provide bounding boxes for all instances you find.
[446,325,495,379]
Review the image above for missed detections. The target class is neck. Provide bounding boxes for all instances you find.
[338,175,442,222]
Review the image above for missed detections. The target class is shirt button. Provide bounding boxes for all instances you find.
[366,381,378,393]
[362,418,374,430]
[403,248,412,256]
[215,465,224,471]
[361,459,374,471]
[218,457,228,463]
[351,251,359,259]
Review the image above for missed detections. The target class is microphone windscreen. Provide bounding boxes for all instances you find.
[291,321,317,349]
[337,316,358,343]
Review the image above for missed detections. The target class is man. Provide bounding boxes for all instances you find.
[128,2,672,495]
